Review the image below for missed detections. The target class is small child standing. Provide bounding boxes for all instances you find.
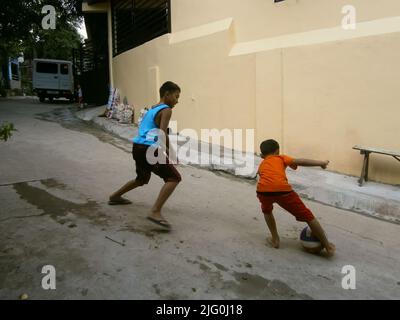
[77,84,83,109]
[256,139,335,257]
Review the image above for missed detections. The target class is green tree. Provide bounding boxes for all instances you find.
[0,0,83,63]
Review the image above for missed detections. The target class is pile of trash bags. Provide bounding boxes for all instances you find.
[106,88,134,124]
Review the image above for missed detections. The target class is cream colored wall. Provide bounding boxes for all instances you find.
[109,0,400,184]
[255,32,400,184]
[281,33,400,183]
[113,23,256,149]
[255,50,283,149]
[172,0,400,42]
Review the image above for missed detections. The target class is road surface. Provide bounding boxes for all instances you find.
[0,97,399,299]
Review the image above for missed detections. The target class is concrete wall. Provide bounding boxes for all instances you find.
[172,0,400,41]
[87,0,400,184]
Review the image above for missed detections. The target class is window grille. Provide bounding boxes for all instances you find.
[111,0,171,56]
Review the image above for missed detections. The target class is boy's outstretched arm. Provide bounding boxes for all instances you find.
[293,159,329,169]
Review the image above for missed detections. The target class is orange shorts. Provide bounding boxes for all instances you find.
[256,191,315,222]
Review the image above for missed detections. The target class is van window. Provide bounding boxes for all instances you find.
[60,64,69,75]
[36,62,58,74]
[11,63,19,80]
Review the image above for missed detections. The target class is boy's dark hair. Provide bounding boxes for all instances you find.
[160,81,181,98]
[260,139,280,156]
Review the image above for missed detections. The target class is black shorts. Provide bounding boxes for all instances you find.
[132,143,182,184]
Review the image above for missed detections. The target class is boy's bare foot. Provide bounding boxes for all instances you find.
[267,237,280,248]
[325,242,336,257]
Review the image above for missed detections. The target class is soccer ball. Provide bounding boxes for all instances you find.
[300,226,323,254]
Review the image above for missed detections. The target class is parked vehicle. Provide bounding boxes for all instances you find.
[32,59,74,102]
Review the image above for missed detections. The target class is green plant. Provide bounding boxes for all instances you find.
[0,122,17,141]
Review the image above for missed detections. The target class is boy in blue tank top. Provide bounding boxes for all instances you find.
[109,81,181,230]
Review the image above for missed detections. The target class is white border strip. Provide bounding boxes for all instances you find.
[169,18,233,44]
[230,16,400,56]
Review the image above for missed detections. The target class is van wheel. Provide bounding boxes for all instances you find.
[39,95,45,103]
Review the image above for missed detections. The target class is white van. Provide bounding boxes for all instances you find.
[32,59,74,102]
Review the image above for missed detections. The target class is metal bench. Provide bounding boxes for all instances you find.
[353,145,400,186]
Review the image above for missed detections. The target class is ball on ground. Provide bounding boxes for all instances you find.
[19,293,29,300]
[300,226,322,254]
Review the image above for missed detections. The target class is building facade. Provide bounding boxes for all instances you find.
[83,0,400,184]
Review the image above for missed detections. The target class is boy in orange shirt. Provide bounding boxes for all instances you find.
[257,139,335,257]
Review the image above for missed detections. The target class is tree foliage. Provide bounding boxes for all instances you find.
[0,0,83,62]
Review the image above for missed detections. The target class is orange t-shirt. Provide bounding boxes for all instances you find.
[257,155,298,192]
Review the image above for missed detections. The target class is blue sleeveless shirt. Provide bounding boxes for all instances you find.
[133,104,170,146]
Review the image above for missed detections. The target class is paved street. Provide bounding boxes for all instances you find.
[1,98,399,299]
